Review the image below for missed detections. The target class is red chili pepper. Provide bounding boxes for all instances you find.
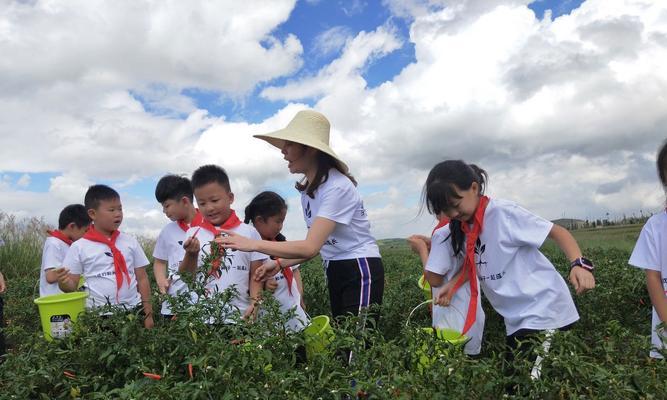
[142,372,162,380]
[63,371,76,379]
[640,298,646,306]
[188,363,193,379]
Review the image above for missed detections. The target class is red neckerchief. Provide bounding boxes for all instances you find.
[431,217,450,236]
[191,210,241,236]
[177,209,201,232]
[191,210,242,279]
[83,225,131,302]
[272,236,294,297]
[451,196,489,335]
[47,230,73,246]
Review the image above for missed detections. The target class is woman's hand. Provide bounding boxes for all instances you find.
[218,230,256,252]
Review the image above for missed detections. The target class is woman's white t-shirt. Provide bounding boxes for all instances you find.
[426,226,485,355]
[40,237,69,297]
[301,168,380,261]
[153,221,199,315]
[426,198,579,335]
[184,223,267,318]
[629,211,667,358]
[63,232,150,309]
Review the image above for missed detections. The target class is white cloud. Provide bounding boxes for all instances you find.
[261,24,403,101]
[312,26,354,57]
[2,0,667,242]
[16,174,31,188]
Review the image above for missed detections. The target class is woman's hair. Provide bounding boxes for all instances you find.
[244,191,287,224]
[295,149,357,198]
[658,139,667,189]
[421,160,488,256]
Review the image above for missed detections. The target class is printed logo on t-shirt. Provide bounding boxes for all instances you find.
[325,238,339,246]
[305,201,312,218]
[178,240,183,245]
[474,239,487,269]
[104,251,112,257]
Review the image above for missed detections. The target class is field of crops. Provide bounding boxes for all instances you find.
[0,215,665,399]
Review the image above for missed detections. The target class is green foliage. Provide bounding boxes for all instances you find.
[0,218,666,399]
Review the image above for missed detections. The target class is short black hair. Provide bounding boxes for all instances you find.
[58,204,91,230]
[155,174,193,203]
[191,165,231,192]
[84,184,120,211]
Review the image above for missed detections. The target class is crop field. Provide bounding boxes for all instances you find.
[0,215,665,399]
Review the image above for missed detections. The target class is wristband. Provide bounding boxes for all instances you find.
[570,257,594,272]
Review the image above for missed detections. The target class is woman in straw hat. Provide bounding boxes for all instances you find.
[218,109,384,324]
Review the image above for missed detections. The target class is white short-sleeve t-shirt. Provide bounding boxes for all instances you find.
[63,232,150,309]
[427,198,579,335]
[153,221,198,315]
[301,168,380,261]
[267,264,308,332]
[40,236,70,297]
[426,226,485,355]
[185,222,268,317]
[629,211,667,358]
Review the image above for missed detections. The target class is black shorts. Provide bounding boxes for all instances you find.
[325,257,384,321]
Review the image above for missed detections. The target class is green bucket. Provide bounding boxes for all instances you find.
[304,315,334,360]
[34,292,88,341]
[406,300,469,369]
[417,327,469,369]
[417,275,432,301]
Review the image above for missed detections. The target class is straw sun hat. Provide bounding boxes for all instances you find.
[254,110,349,173]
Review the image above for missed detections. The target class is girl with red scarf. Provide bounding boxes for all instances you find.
[422,160,594,387]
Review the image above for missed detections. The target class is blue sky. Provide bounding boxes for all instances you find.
[1,0,664,239]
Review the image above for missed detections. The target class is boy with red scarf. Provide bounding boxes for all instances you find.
[180,165,267,321]
[39,204,90,297]
[56,185,154,329]
[152,174,201,319]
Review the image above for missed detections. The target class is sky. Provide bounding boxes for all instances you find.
[1,0,666,241]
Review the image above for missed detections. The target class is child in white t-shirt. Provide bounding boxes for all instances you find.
[56,185,154,328]
[152,174,200,319]
[422,160,595,383]
[244,191,308,332]
[629,140,667,358]
[39,204,90,297]
[180,165,267,322]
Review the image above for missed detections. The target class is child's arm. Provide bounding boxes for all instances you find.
[646,270,667,323]
[434,269,466,306]
[152,258,170,294]
[547,224,595,295]
[56,268,79,293]
[254,257,308,282]
[243,260,264,320]
[221,217,337,259]
[179,236,201,274]
[135,266,154,329]
[0,271,5,294]
[45,268,60,284]
[408,235,431,266]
